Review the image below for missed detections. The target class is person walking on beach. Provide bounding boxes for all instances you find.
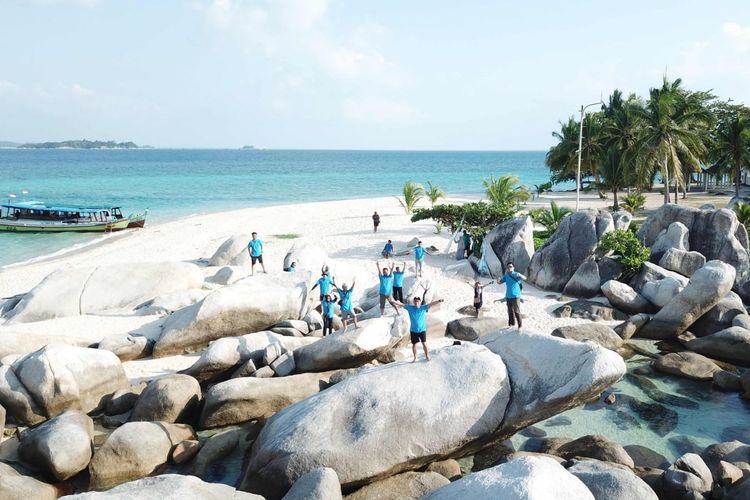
[382,239,394,259]
[321,293,337,336]
[334,281,358,332]
[392,262,407,303]
[469,280,491,317]
[372,211,380,232]
[414,241,431,278]
[462,230,472,258]
[391,287,444,362]
[311,269,335,303]
[497,262,526,328]
[376,261,395,316]
[247,232,266,275]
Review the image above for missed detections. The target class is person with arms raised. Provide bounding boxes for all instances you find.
[391,285,444,362]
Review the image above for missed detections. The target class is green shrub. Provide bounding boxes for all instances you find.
[733,202,750,234]
[529,200,572,233]
[599,229,651,276]
[622,192,646,215]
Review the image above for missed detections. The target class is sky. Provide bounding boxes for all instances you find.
[1,0,750,150]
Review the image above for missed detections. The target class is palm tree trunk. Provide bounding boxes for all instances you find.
[737,159,741,198]
[674,182,679,204]
[613,188,619,210]
[663,162,670,205]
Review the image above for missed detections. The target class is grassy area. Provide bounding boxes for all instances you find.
[273,233,301,239]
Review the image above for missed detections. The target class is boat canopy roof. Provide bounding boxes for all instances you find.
[2,201,120,213]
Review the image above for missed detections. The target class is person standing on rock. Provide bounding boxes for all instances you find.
[372,211,381,232]
[392,262,407,303]
[311,270,335,304]
[414,241,432,278]
[382,239,394,258]
[333,281,358,332]
[321,294,337,336]
[391,287,444,362]
[376,261,395,316]
[462,230,472,258]
[284,262,296,272]
[469,280,492,317]
[497,262,526,328]
[247,232,266,275]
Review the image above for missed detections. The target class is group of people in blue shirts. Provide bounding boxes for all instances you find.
[310,268,358,335]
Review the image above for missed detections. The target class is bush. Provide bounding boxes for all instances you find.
[621,192,646,215]
[598,229,651,276]
[533,230,550,249]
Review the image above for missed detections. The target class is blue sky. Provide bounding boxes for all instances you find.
[1,0,749,149]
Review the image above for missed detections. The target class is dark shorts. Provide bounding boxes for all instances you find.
[410,331,426,344]
[251,255,263,264]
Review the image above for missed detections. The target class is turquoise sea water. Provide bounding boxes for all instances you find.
[0,149,559,267]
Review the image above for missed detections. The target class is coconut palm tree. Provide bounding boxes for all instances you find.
[546,114,606,189]
[597,147,627,209]
[532,200,572,233]
[396,181,424,214]
[483,175,530,208]
[632,77,713,204]
[710,104,750,197]
[733,202,750,233]
[425,181,446,207]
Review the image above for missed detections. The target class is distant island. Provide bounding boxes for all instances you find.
[16,140,146,149]
[241,145,255,150]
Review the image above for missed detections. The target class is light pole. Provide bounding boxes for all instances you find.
[576,101,604,212]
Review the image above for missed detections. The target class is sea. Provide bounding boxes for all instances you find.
[0,148,558,267]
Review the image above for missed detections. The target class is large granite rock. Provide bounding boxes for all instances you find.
[200,371,337,428]
[293,317,403,372]
[690,292,747,337]
[192,429,240,479]
[555,435,634,467]
[612,210,632,231]
[662,453,713,499]
[18,410,93,481]
[638,261,736,339]
[652,352,722,381]
[183,331,317,383]
[154,272,311,357]
[283,242,330,274]
[638,205,750,284]
[614,313,650,340]
[483,216,535,276]
[240,344,512,497]
[700,441,750,481]
[567,459,657,500]
[0,345,128,425]
[686,327,750,365]
[345,471,448,500]
[209,266,253,285]
[422,456,594,499]
[5,262,204,323]
[649,221,690,263]
[446,316,504,341]
[88,421,195,490]
[551,324,623,351]
[282,467,342,500]
[562,261,601,299]
[129,374,201,423]
[641,277,684,308]
[552,300,628,321]
[0,462,57,500]
[208,233,252,266]
[528,209,614,292]
[601,280,653,315]
[98,333,153,362]
[63,473,262,499]
[629,262,689,294]
[659,248,706,277]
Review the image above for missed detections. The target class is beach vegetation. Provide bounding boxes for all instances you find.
[529,200,571,233]
[732,202,750,235]
[425,181,446,207]
[708,102,750,197]
[483,175,530,209]
[433,222,444,234]
[273,233,301,239]
[533,181,554,197]
[412,201,515,243]
[396,181,425,214]
[599,229,651,277]
[621,192,646,215]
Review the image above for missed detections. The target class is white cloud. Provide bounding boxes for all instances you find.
[342,95,422,125]
[723,22,750,52]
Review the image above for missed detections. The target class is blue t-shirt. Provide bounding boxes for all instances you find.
[415,247,426,261]
[248,239,263,257]
[393,271,404,287]
[339,289,353,312]
[316,275,332,294]
[384,243,394,253]
[503,272,522,299]
[379,275,394,295]
[404,304,429,332]
[286,266,296,272]
[322,299,336,318]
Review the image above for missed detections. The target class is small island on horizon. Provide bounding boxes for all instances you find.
[2,139,150,149]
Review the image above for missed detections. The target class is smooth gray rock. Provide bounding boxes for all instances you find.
[567,458,658,500]
[283,242,330,274]
[88,422,195,490]
[0,462,57,500]
[732,313,750,329]
[629,262,689,294]
[601,280,653,315]
[551,324,623,351]
[425,459,462,481]
[18,410,94,481]
[345,471,447,500]
[98,334,153,361]
[271,352,296,376]
[253,366,275,378]
[0,403,4,435]
[282,467,342,500]
[662,453,713,499]
[659,248,706,277]
[612,210,632,231]
[231,359,258,378]
[652,352,723,381]
[562,261,601,299]
[528,209,614,292]
[63,473,262,499]
[446,316,504,341]
[639,261,736,340]
[687,327,750,365]
[713,370,743,391]
[650,221,690,263]
[129,374,201,423]
[641,277,684,308]
[691,292,747,337]
[209,266,253,285]
[556,435,634,467]
[263,342,286,366]
[700,441,750,481]
[422,456,594,500]
[614,314,650,340]
[208,233,252,267]
[483,216,535,276]
[106,384,147,415]
[552,300,628,321]
[193,429,240,479]
[597,257,624,286]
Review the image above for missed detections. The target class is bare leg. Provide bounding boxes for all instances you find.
[342,318,348,333]
[411,343,417,363]
[353,314,358,329]
[422,341,430,361]
[261,261,267,274]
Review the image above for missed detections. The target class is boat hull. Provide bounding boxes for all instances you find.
[0,218,130,233]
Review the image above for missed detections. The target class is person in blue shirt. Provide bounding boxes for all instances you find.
[392,261,407,303]
[247,232,266,275]
[382,239,395,259]
[413,241,432,277]
[311,269,335,304]
[284,262,297,272]
[321,294,337,336]
[391,287,444,362]
[333,280,357,332]
[376,260,395,316]
[497,262,527,328]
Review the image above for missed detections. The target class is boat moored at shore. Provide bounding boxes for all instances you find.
[0,202,147,233]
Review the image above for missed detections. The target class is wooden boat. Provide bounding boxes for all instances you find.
[0,202,146,233]
[126,209,149,229]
